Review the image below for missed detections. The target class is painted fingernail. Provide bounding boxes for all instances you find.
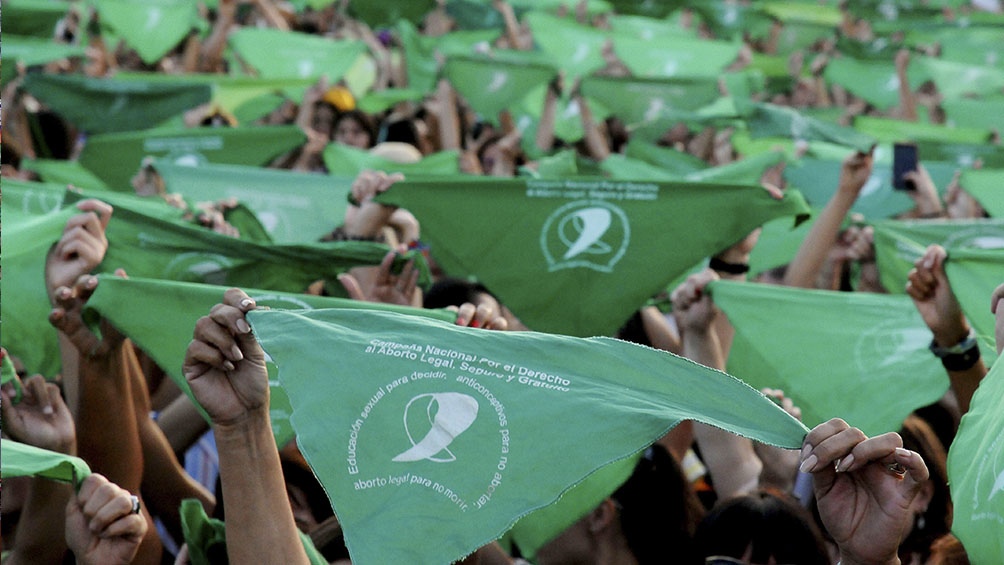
[470,320,481,328]
[223,360,235,372]
[837,453,855,472]
[236,319,251,334]
[799,454,818,473]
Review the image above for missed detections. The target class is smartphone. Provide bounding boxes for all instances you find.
[892,142,918,191]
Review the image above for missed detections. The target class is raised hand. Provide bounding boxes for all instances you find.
[671,268,721,333]
[182,289,268,426]
[45,199,112,304]
[905,245,970,349]
[338,251,421,307]
[1,373,76,453]
[65,474,147,565]
[802,419,928,565]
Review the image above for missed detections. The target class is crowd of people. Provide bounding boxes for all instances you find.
[3,0,1004,564]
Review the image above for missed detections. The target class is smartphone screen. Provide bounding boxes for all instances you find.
[892,142,918,191]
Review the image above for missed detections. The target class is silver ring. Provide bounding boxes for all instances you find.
[886,462,907,477]
[129,495,141,515]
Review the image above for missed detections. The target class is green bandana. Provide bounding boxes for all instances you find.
[152,160,354,244]
[1,183,78,378]
[92,0,200,64]
[84,275,455,445]
[376,178,810,337]
[947,357,1004,564]
[525,11,608,79]
[1,440,91,486]
[247,307,808,565]
[228,28,367,81]
[443,53,558,120]
[960,168,1004,218]
[711,280,949,436]
[742,102,876,153]
[77,125,307,190]
[180,499,327,565]
[321,145,460,178]
[1,36,87,86]
[22,73,211,134]
[20,158,111,191]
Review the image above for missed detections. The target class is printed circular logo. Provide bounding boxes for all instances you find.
[540,200,630,273]
[393,393,479,463]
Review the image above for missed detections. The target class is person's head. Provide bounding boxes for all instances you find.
[333,110,376,149]
[519,444,703,565]
[694,489,830,565]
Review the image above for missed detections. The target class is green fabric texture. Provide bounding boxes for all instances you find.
[784,155,958,220]
[525,11,608,79]
[510,453,641,559]
[20,158,111,191]
[22,73,212,134]
[111,71,316,119]
[742,102,876,152]
[179,499,327,565]
[578,75,722,133]
[944,248,1004,367]
[77,125,307,190]
[871,218,1004,298]
[1,185,78,378]
[915,56,1004,101]
[394,20,439,96]
[748,209,819,276]
[942,97,1004,136]
[853,116,992,146]
[376,178,810,337]
[960,168,1004,218]
[83,275,456,445]
[58,189,420,294]
[347,0,436,27]
[947,357,1004,565]
[152,160,353,244]
[611,33,739,78]
[1,36,87,86]
[321,144,460,177]
[710,280,948,436]
[1,440,91,486]
[247,307,808,565]
[228,28,367,81]
[92,0,200,64]
[1,351,25,404]
[822,57,927,111]
[443,53,558,120]
[2,0,71,37]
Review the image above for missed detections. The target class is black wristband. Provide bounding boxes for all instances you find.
[709,256,750,275]
[940,343,981,372]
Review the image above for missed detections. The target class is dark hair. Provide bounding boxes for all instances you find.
[615,310,652,347]
[333,109,376,147]
[423,277,495,310]
[694,489,830,565]
[612,444,704,564]
[899,413,951,562]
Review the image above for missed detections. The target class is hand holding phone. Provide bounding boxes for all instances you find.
[893,142,919,191]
